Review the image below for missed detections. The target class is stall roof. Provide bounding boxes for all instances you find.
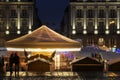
[71,57,102,64]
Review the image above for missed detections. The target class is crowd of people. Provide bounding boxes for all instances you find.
[9,52,20,76]
[0,52,20,77]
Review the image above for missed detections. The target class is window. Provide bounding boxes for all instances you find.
[0,22,5,32]
[76,22,83,33]
[87,9,94,18]
[76,9,83,18]
[109,23,117,34]
[20,20,28,34]
[0,9,4,18]
[11,21,16,27]
[109,38,116,47]
[87,37,93,45]
[9,20,17,34]
[109,9,117,18]
[21,9,28,18]
[87,21,94,33]
[10,9,17,18]
[98,22,105,34]
[0,22,2,32]
[0,9,2,17]
[98,9,105,18]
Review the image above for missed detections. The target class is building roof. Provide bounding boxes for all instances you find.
[71,57,102,64]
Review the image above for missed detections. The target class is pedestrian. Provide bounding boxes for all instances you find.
[9,53,14,76]
[0,55,5,77]
[14,52,20,76]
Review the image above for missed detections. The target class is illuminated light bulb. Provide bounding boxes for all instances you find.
[72,30,76,34]
[83,30,87,34]
[105,30,109,34]
[28,30,32,34]
[117,30,120,34]
[94,30,98,34]
[5,30,9,35]
[17,30,21,34]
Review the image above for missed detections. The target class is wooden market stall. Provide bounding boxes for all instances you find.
[71,57,104,71]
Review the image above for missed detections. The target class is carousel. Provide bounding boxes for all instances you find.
[5,25,81,72]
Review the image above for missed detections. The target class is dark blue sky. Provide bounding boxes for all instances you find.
[35,0,69,30]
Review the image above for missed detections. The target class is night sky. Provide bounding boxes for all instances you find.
[35,0,69,30]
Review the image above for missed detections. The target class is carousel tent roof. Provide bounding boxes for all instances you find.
[6,25,80,48]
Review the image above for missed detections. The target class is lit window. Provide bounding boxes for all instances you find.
[109,20,115,24]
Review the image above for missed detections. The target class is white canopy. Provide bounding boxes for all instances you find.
[6,25,81,51]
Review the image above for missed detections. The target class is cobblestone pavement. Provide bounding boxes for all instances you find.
[78,71,120,80]
[0,71,80,80]
[1,71,120,80]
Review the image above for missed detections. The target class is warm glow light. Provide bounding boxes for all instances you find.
[6,30,9,35]
[17,30,21,34]
[83,30,87,34]
[83,26,86,29]
[27,54,31,58]
[55,54,60,70]
[72,30,76,34]
[105,30,109,34]
[28,30,32,34]
[6,26,9,29]
[117,30,120,34]
[6,47,81,52]
[108,72,118,77]
[110,20,115,24]
[94,30,98,34]
[99,38,104,42]
[95,24,98,29]
[113,45,116,48]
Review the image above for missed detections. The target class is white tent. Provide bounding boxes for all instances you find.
[6,25,81,52]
